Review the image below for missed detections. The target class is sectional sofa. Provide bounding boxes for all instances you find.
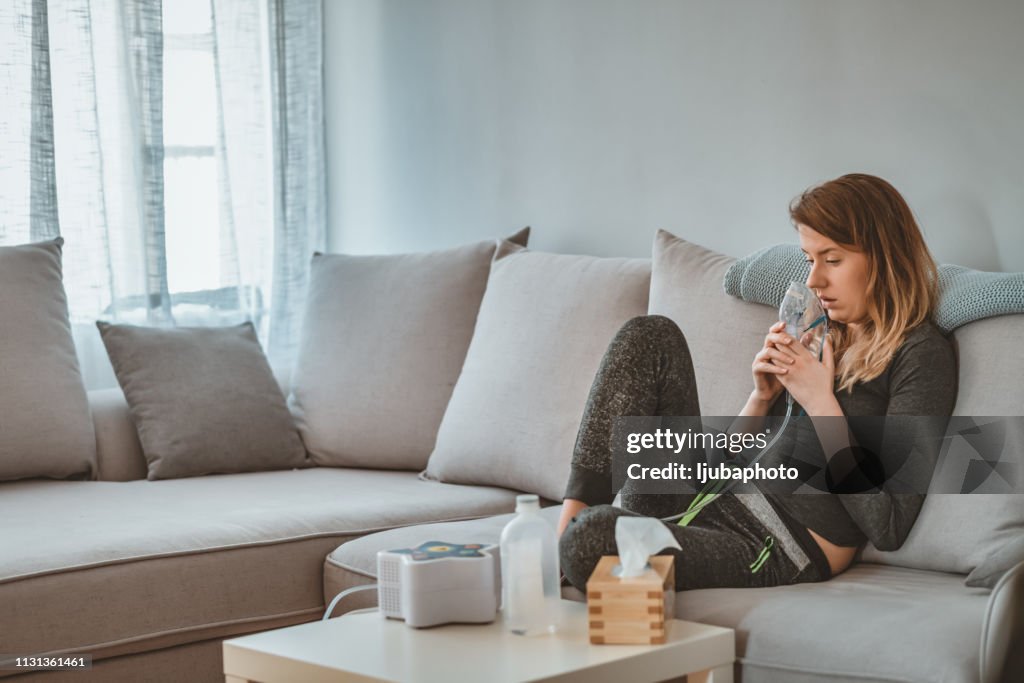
[1,230,1021,683]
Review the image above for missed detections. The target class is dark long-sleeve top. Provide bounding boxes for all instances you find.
[766,321,957,549]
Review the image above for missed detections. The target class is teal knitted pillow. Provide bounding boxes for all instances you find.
[722,244,810,311]
[936,266,1024,332]
[723,244,1024,333]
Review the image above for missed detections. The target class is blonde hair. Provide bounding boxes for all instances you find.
[789,174,939,393]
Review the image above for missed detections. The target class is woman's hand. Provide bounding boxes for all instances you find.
[773,329,838,414]
[751,321,793,404]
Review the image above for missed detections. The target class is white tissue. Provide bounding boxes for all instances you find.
[614,517,682,578]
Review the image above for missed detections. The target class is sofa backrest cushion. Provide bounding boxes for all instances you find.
[0,238,97,481]
[289,230,528,471]
[950,315,1024,415]
[89,388,149,482]
[861,314,1024,577]
[97,321,308,480]
[423,243,651,501]
[648,230,777,416]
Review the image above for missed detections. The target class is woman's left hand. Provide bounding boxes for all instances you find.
[773,331,836,413]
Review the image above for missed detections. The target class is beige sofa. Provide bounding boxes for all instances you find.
[0,388,521,681]
[2,233,1021,682]
[321,235,1024,683]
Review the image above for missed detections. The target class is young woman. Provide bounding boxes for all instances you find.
[557,173,958,591]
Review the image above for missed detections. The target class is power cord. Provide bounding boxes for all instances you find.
[322,584,378,621]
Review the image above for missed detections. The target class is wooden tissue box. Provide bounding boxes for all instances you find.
[586,555,675,645]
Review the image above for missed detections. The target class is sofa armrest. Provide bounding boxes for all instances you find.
[981,558,1024,683]
[89,388,148,481]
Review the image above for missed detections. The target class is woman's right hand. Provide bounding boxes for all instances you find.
[751,321,794,403]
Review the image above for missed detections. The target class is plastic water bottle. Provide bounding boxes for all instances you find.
[499,494,561,635]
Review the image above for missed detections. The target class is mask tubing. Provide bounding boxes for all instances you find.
[658,398,795,523]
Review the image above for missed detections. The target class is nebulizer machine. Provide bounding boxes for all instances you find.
[660,280,829,526]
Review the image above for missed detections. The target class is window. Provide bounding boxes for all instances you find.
[162,0,221,295]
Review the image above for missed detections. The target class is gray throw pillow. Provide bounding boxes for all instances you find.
[966,535,1024,589]
[289,229,529,471]
[97,322,308,480]
[648,230,778,416]
[423,242,651,501]
[0,238,97,481]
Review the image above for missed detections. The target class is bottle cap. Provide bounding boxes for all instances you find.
[515,494,540,513]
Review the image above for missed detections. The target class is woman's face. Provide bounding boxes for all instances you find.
[797,223,871,326]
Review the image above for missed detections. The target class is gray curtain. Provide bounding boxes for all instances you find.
[0,0,325,387]
[29,0,59,241]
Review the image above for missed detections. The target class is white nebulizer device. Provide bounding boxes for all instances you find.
[375,541,501,628]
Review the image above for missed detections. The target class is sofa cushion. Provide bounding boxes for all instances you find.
[423,243,651,501]
[862,316,1024,576]
[950,315,1024,416]
[323,511,987,683]
[0,469,518,663]
[967,534,1024,589]
[679,563,988,683]
[89,371,295,483]
[90,388,148,482]
[0,238,96,481]
[289,230,529,471]
[97,321,308,480]
[325,512,988,683]
[648,230,777,416]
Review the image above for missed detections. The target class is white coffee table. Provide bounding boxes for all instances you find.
[223,600,734,683]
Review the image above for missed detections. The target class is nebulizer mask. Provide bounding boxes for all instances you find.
[778,280,830,403]
[660,281,829,526]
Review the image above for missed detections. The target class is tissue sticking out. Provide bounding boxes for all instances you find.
[586,517,680,645]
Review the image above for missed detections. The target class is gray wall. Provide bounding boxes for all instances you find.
[323,0,1023,271]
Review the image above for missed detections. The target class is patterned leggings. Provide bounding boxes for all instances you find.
[558,315,831,592]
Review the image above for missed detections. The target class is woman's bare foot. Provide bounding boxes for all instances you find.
[556,498,589,537]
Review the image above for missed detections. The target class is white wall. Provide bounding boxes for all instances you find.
[323,0,1024,271]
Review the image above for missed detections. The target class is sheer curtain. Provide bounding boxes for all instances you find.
[0,0,324,389]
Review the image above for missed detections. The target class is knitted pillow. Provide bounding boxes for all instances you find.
[936,266,1024,332]
[723,244,1024,333]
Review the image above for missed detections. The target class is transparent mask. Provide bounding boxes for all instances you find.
[779,281,829,361]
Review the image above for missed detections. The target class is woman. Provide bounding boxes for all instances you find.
[557,173,958,592]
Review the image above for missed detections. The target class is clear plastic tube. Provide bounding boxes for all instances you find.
[659,398,794,523]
